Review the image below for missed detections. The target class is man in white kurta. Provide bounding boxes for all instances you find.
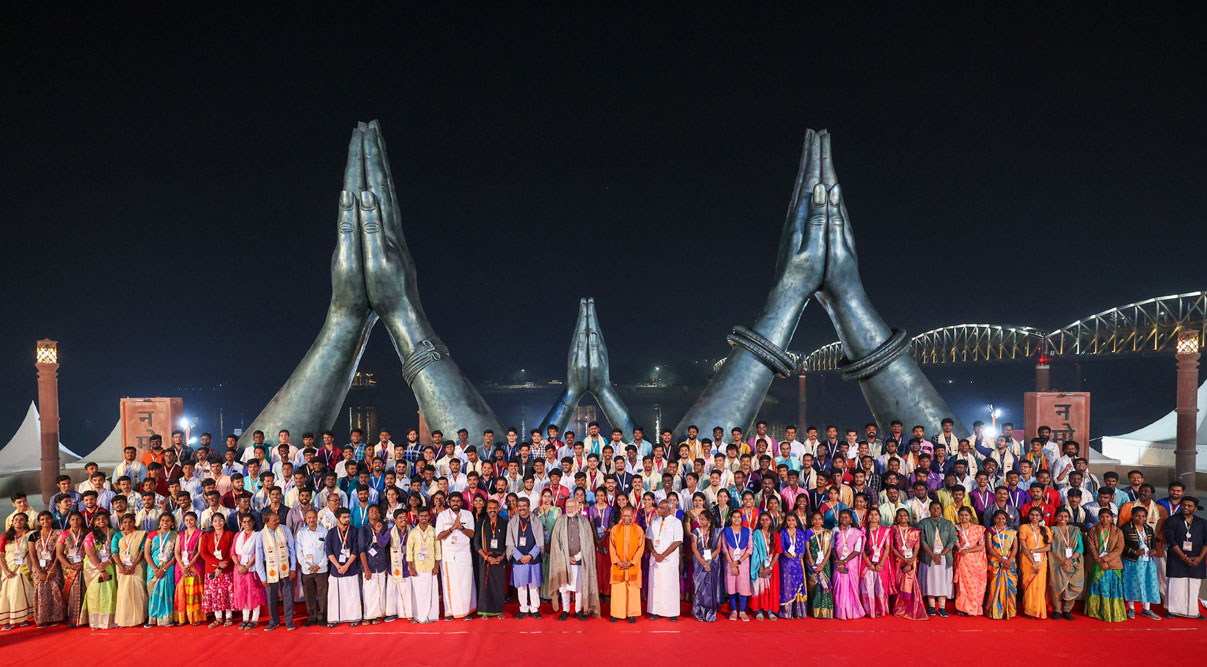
[435,494,477,619]
[646,499,683,619]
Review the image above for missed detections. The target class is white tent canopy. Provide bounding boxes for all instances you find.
[73,419,123,465]
[0,402,79,473]
[1101,379,1207,471]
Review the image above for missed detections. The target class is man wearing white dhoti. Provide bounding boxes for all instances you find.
[435,494,477,619]
[407,508,441,623]
[359,505,390,624]
[646,499,684,620]
[384,508,412,622]
[1164,497,1206,619]
[323,507,363,627]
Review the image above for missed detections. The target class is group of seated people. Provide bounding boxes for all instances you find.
[0,417,1203,632]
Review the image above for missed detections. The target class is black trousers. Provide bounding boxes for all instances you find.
[301,572,328,623]
[266,579,296,625]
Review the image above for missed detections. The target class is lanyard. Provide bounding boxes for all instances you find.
[337,526,350,551]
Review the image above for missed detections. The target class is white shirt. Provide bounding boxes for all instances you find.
[113,460,147,484]
[295,525,328,574]
[646,515,684,555]
[785,439,807,459]
[446,472,469,494]
[435,508,475,553]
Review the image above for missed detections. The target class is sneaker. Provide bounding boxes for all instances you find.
[1063,612,1075,621]
[558,611,569,622]
[531,612,542,619]
[516,612,528,619]
[1141,610,1161,620]
[384,615,397,622]
[576,612,588,621]
[286,624,297,631]
[926,607,937,616]
[936,609,949,618]
[1127,609,1135,619]
[264,622,279,631]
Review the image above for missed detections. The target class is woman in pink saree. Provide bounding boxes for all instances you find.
[890,508,928,620]
[860,507,893,617]
[831,509,865,619]
[951,506,986,616]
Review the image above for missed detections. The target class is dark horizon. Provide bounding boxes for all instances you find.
[3,5,1205,449]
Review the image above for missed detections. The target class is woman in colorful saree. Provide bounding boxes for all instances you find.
[1085,507,1126,622]
[174,511,206,625]
[1019,507,1052,619]
[144,513,177,626]
[56,511,87,627]
[803,511,834,619]
[80,511,116,629]
[749,511,781,620]
[1121,505,1162,620]
[112,512,148,627]
[1048,507,1084,621]
[690,510,723,622]
[29,511,65,626]
[985,509,1018,620]
[832,509,865,619]
[777,512,808,619]
[860,507,892,617]
[890,508,926,620]
[0,512,34,630]
[951,506,986,616]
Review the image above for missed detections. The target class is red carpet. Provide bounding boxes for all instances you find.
[2,601,1204,666]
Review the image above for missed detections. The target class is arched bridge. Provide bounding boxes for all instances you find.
[798,291,1207,372]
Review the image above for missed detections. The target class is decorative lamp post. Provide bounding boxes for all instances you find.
[35,339,60,506]
[1035,352,1051,392]
[1174,330,1201,488]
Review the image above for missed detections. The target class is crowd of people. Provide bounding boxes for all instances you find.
[0,418,1203,632]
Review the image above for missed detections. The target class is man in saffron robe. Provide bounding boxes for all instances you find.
[609,505,645,623]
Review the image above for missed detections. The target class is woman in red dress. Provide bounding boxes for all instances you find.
[748,512,782,619]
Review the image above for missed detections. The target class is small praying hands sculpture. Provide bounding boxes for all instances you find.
[240,123,961,448]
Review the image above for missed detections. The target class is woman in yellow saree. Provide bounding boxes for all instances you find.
[111,513,148,627]
[1019,507,1052,618]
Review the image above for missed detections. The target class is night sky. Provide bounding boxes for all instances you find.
[3,5,1205,448]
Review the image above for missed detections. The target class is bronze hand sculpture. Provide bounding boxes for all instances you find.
[245,123,960,450]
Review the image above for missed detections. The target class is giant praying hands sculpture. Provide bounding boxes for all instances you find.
[239,122,963,448]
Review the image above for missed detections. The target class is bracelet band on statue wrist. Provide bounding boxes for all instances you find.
[402,337,450,384]
[837,328,909,382]
[727,325,796,377]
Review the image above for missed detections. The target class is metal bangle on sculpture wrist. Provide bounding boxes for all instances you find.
[837,328,909,382]
[727,325,796,378]
[402,336,450,384]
